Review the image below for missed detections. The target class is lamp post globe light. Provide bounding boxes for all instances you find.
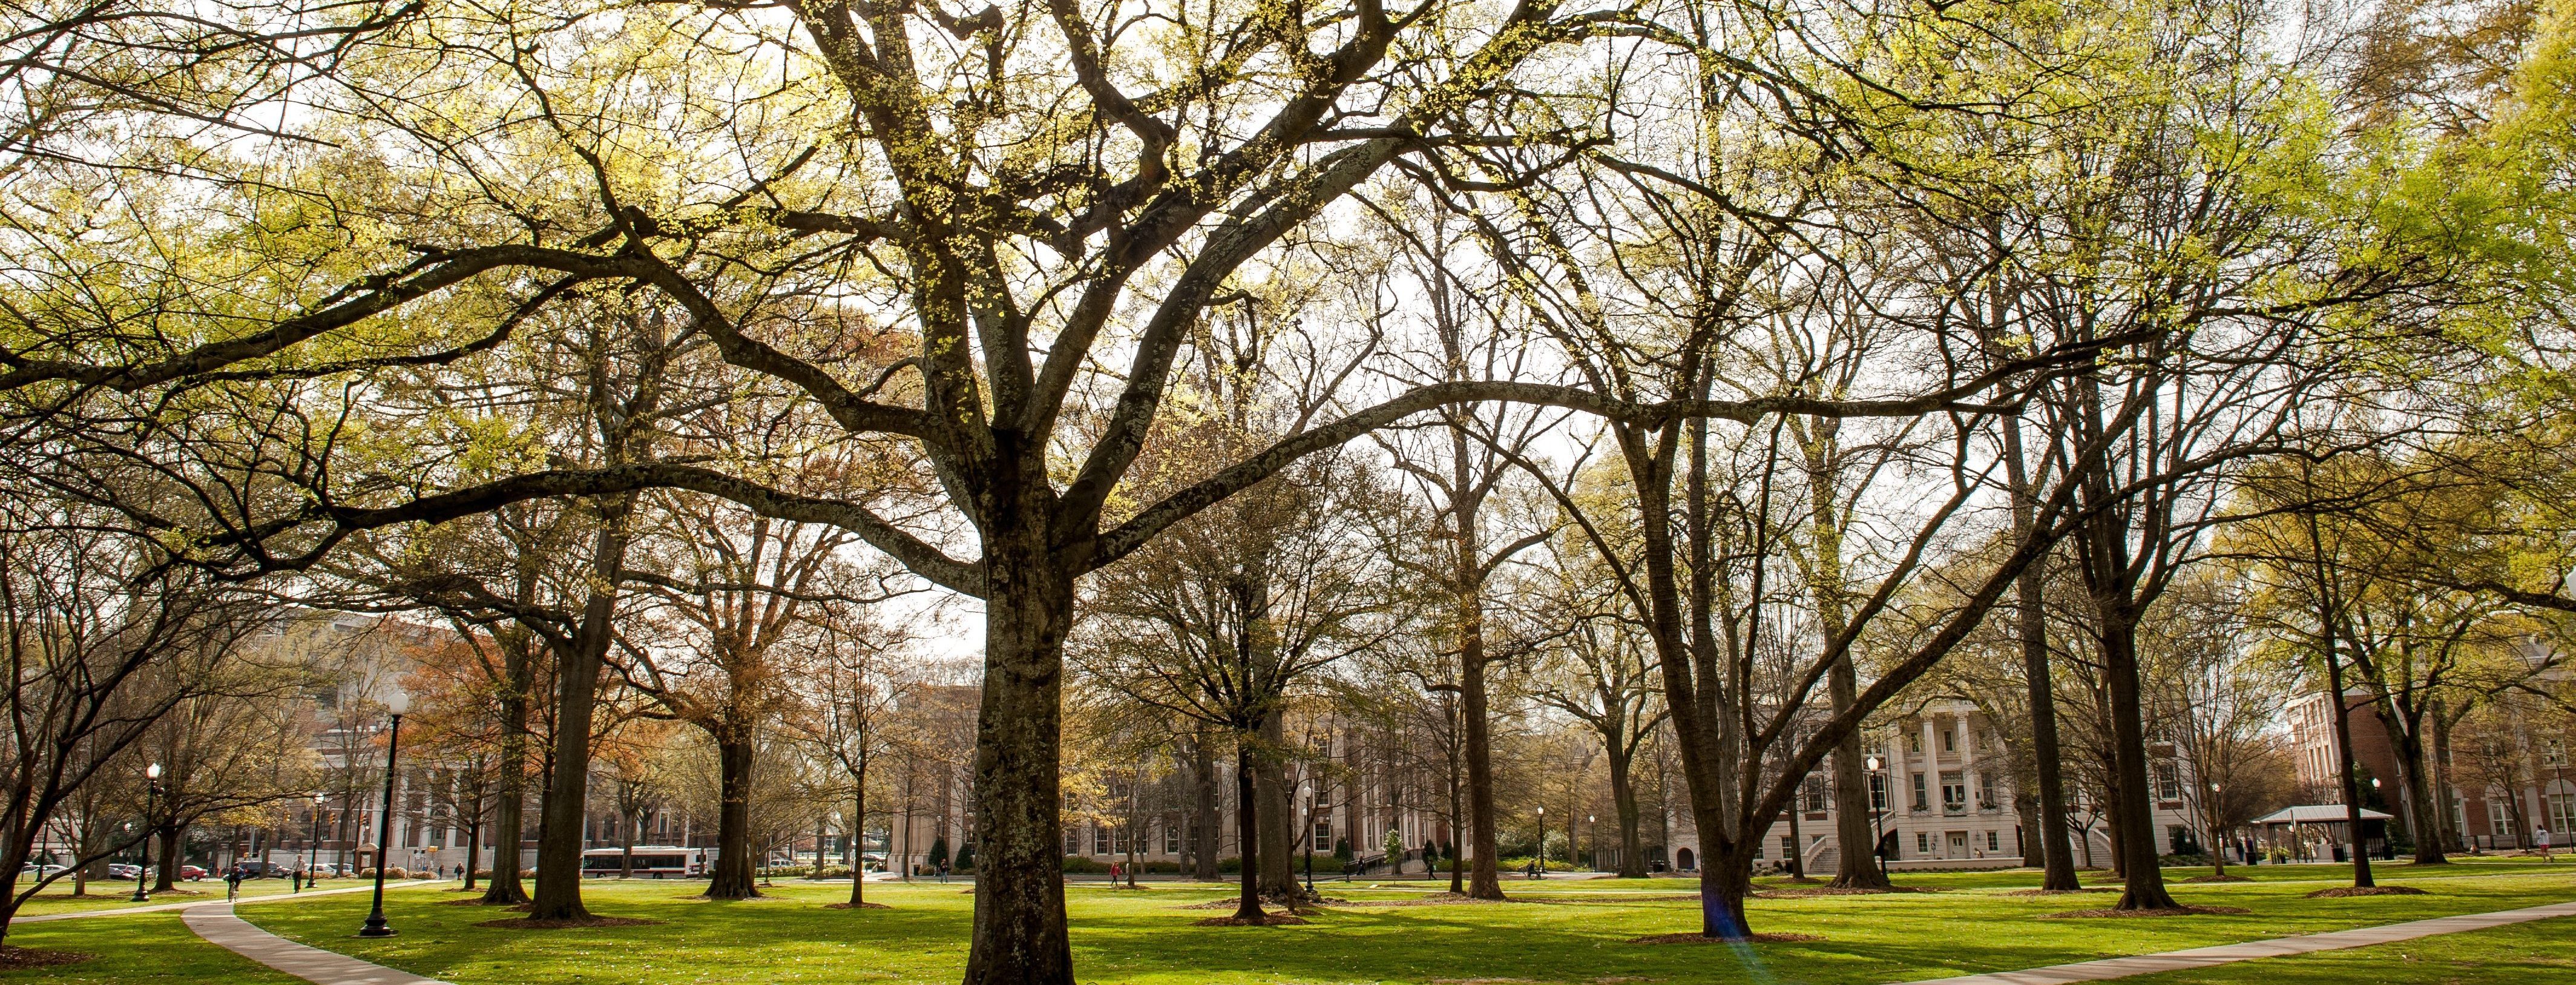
[1863,755,1889,881]
[132,763,163,902]
[359,690,410,938]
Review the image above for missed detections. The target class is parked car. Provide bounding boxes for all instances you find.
[18,864,67,881]
[178,865,208,881]
[105,863,139,880]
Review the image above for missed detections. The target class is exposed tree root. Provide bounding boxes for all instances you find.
[1628,932,1825,944]
[2304,886,2427,898]
[1192,912,1310,926]
[2040,905,2252,918]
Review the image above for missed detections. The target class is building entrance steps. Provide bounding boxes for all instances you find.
[182,898,449,985]
[1902,899,2576,984]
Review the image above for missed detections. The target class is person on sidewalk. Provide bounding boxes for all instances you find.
[2537,826,2553,861]
[224,867,242,902]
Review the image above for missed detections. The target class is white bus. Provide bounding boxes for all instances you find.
[580,846,706,878]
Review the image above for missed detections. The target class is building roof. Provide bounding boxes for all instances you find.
[2250,805,2394,825]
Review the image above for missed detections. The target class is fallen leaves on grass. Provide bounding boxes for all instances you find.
[1191,912,1309,926]
[823,901,890,909]
[2000,888,2118,897]
[2040,906,2252,918]
[1752,886,1940,898]
[0,946,91,969]
[473,915,665,929]
[2182,875,2253,883]
[1629,932,1825,944]
[2304,886,2427,898]
[1336,893,1528,906]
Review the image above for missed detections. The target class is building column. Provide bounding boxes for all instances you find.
[1919,717,1940,812]
[1956,713,1980,853]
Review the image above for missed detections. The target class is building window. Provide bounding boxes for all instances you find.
[1313,821,1332,852]
[2549,740,2569,768]
[1940,729,1956,753]
[1112,828,1128,855]
[1908,733,1922,754]
[1093,826,1110,855]
[1065,830,1080,856]
[1916,832,1930,854]
[1869,773,1887,812]
[1985,831,1999,852]
[2550,791,2576,835]
[1979,774,1998,809]
[1165,824,1181,854]
[1801,774,1828,812]
[1912,773,1929,811]
[1940,771,1966,814]
[2155,762,2183,802]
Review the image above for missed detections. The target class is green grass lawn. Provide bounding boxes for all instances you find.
[1,860,2569,983]
[1,878,346,919]
[237,860,2576,984]
[0,912,298,983]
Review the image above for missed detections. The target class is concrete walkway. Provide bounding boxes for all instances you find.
[183,900,448,985]
[1907,899,2576,984]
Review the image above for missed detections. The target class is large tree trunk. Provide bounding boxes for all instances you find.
[462,805,482,892]
[707,733,761,899]
[1254,710,1298,900]
[1608,743,1646,878]
[481,634,533,904]
[2018,786,2043,867]
[2100,609,2179,911]
[1230,743,1264,920]
[1825,659,1886,889]
[2383,710,2448,865]
[2325,654,2375,885]
[527,508,632,921]
[848,768,869,906]
[1192,733,1219,881]
[960,524,1074,985]
[2005,419,2080,891]
[153,823,183,891]
[1457,596,1503,900]
[1804,439,1890,892]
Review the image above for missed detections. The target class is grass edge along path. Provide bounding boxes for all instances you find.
[214,866,2576,985]
[184,901,450,985]
[1904,900,2576,984]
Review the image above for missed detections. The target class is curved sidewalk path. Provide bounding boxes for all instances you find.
[1907,898,2576,984]
[177,883,448,985]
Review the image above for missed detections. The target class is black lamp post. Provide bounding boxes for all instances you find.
[302,794,326,892]
[132,763,163,902]
[1534,806,1546,879]
[1864,754,1889,881]
[359,691,409,938]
